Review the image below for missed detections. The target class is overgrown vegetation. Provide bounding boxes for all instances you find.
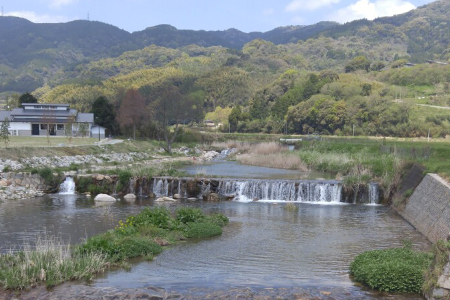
[350,245,433,293]
[423,241,450,297]
[0,207,228,290]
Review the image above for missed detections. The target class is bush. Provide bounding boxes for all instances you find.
[184,222,222,238]
[76,177,92,193]
[88,184,108,196]
[118,170,132,188]
[38,167,54,183]
[350,247,432,293]
[206,214,229,227]
[129,207,173,229]
[176,207,205,224]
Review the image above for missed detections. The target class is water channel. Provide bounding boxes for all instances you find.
[0,161,431,299]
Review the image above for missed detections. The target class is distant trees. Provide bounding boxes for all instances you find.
[345,56,371,73]
[117,89,147,140]
[228,105,242,132]
[18,93,38,105]
[148,81,203,153]
[90,96,117,135]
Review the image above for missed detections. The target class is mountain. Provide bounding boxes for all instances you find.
[0,0,449,94]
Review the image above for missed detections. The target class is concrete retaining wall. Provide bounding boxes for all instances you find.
[398,173,450,243]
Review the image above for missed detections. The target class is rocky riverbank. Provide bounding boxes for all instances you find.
[0,172,47,201]
[0,284,425,300]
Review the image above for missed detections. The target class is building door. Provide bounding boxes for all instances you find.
[32,124,39,135]
[49,124,56,136]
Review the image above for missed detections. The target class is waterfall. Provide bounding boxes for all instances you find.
[59,177,76,195]
[217,180,342,203]
[151,177,379,204]
[368,183,379,205]
[153,178,169,197]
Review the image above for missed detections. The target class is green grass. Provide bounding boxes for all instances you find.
[0,207,229,290]
[350,246,433,293]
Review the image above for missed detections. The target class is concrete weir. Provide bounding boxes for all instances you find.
[398,173,450,243]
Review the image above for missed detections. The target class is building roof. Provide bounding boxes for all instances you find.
[77,113,94,123]
[21,103,70,107]
[0,111,12,122]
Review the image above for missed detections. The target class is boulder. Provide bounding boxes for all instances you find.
[95,174,105,181]
[124,193,136,201]
[206,193,220,202]
[94,193,116,202]
[173,194,182,199]
[155,197,176,202]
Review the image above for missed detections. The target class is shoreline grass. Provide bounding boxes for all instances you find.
[0,207,228,290]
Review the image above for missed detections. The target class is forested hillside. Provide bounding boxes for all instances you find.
[1,0,449,138]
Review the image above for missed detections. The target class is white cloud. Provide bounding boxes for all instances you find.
[6,11,69,23]
[49,0,78,9]
[286,0,341,12]
[331,0,416,23]
[263,8,275,16]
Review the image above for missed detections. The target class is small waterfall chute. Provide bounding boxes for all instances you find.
[368,183,380,205]
[59,177,76,195]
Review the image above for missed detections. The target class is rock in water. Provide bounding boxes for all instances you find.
[173,194,182,199]
[124,193,136,201]
[94,194,117,202]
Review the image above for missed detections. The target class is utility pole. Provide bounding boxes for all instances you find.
[87,12,90,21]
[1,7,4,17]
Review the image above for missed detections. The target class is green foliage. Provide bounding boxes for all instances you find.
[176,207,206,224]
[18,92,38,105]
[184,222,222,239]
[0,118,10,148]
[75,176,92,193]
[345,56,371,73]
[128,207,173,229]
[88,184,108,196]
[90,96,117,135]
[118,170,132,189]
[37,167,55,184]
[206,214,230,227]
[228,105,242,132]
[350,246,432,293]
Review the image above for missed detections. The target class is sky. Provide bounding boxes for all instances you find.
[1,0,437,33]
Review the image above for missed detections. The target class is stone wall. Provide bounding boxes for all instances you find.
[0,172,47,200]
[398,174,450,243]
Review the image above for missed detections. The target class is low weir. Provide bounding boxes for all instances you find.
[150,177,381,204]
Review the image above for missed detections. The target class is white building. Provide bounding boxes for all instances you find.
[0,103,104,138]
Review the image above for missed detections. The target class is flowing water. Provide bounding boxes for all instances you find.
[0,195,429,296]
[0,161,430,298]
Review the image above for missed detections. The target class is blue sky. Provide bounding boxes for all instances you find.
[2,0,436,33]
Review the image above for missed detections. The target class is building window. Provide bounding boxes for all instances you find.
[57,124,64,130]
[40,124,47,130]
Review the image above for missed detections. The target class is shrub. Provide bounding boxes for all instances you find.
[206,214,229,227]
[76,177,92,193]
[176,207,205,224]
[118,170,132,188]
[129,207,173,229]
[350,247,432,293]
[88,184,107,196]
[38,167,54,183]
[184,222,222,238]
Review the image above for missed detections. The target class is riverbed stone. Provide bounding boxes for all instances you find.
[94,193,117,202]
[124,193,136,201]
[206,193,220,202]
[155,197,176,202]
[173,193,182,199]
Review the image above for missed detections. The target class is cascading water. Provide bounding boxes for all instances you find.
[151,177,378,204]
[217,180,342,203]
[59,177,76,195]
[368,182,380,205]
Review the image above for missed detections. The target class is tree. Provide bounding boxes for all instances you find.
[228,105,242,132]
[0,118,10,148]
[117,89,147,140]
[41,109,56,146]
[148,82,203,153]
[90,96,117,135]
[18,93,38,105]
[345,56,371,73]
[64,115,75,143]
[78,122,89,138]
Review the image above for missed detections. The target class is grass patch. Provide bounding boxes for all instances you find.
[0,207,228,290]
[350,245,432,294]
[0,235,106,290]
